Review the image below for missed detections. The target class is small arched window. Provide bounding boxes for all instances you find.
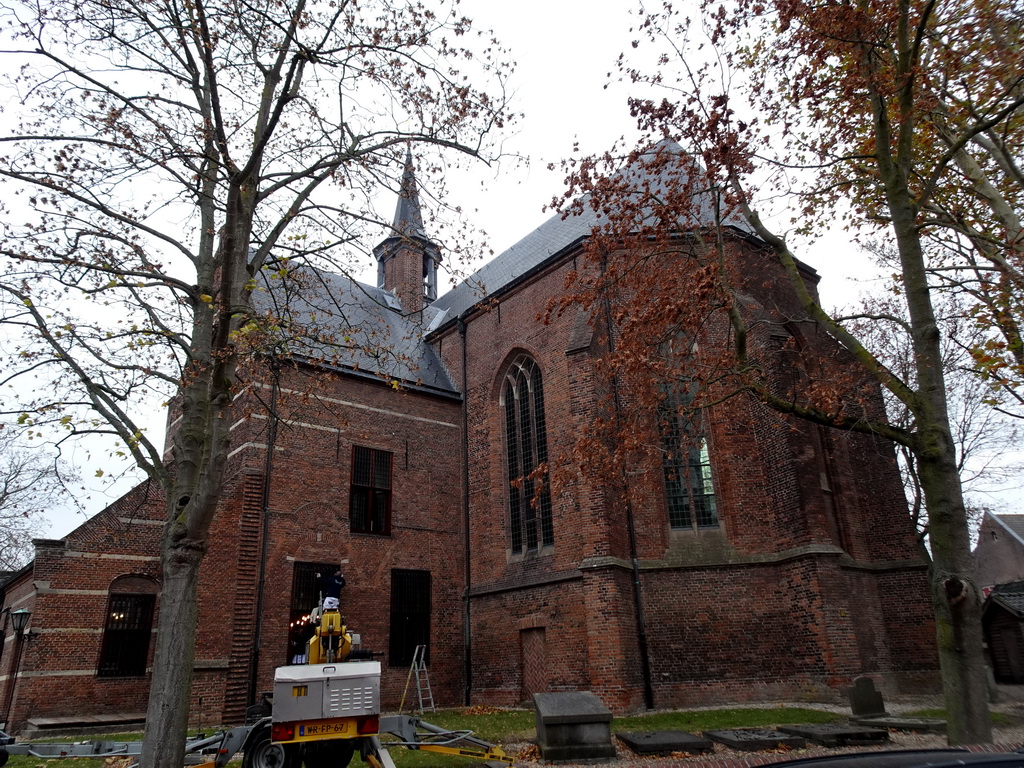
[97,575,157,677]
[502,355,554,553]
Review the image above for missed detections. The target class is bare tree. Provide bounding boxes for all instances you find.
[0,0,512,764]
[848,288,1023,547]
[0,425,77,570]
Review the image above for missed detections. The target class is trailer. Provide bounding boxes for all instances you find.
[0,607,513,768]
[0,713,513,768]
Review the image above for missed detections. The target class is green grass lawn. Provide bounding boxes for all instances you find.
[384,706,844,768]
[908,708,1013,727]
[5,704,960,768]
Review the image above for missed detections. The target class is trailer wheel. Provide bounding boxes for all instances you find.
[243,727,298,768]
[301,739,355,768]
[0,748,8,767]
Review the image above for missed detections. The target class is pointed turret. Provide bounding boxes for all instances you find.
[373,151,441,314]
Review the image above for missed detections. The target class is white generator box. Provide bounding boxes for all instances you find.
[272,661,380,723]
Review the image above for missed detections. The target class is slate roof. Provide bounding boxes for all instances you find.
[428,198,600,320]
[992,513,1024,547]
[430,139,742,322]
[391,149,430,242]
[255,140,745,394]
[253,266,458,397]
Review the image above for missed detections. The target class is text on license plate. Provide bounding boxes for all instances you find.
[297,719,355,740]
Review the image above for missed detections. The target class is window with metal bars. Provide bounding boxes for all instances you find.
[350,446,392,535]
[659,382,718,530]
[97,593,155,677]
[502,355,554,553]
[389,569,430,668]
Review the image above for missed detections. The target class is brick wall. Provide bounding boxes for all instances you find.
[2,231,937,729]
[1,482,166,730]
[436,235,937,712]
[4,365,464,731]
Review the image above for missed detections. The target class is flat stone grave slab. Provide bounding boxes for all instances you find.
[777,724,891,747]
[703,728,807,751]
[853,716,946,733]
[616,731,714,755]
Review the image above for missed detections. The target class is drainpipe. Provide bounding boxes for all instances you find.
[457,317,472,705]
[600,257,655,710]
[248,363,281,707]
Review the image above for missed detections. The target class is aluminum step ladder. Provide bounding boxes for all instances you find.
[406,644,434,713]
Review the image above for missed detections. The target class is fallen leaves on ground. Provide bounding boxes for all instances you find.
[462,705,505,716]
[514,744,541,763]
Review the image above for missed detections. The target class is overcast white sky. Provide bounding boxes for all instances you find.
[36,0,1020,538]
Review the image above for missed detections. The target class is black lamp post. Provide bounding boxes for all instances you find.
[2,608,32,731]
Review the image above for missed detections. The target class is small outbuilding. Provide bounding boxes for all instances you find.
[983,581,1024,684]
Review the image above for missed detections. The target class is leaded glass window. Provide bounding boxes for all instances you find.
[660,381,718,530]
[502,356,554,552]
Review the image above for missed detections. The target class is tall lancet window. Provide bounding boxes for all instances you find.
[659,379,718,530]
[502,355,554,553]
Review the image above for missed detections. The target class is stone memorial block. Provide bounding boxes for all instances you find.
[533,692,616,762]
[848,676,887,719]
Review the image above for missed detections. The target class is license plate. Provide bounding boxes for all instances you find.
[294,718,356,741]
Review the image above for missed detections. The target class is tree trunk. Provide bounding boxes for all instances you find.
[139,523,208,768]
[917,440,992,745]
[898,248,992,744]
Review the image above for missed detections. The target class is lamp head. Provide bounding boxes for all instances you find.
[10,608,31,635]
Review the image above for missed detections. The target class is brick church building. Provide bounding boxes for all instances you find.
[0,147,938,733]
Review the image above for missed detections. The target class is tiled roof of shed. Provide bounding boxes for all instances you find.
[989,580,1024,616]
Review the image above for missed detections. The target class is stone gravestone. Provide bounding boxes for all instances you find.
[848,676,887,720]
[703,728,806,751]
[617,731,714,756]
[777,723,890,747]
[533,691,616,762]
[848,680,947,731]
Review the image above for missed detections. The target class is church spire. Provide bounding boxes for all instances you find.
[373,149,441,314]
[393,148,428,240]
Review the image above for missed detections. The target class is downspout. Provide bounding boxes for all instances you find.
[0,597,9,728]
[600,255,655,710]
[248,363,281,706]
[457,317,472,705]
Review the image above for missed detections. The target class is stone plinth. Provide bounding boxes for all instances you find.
[533,692,615,763]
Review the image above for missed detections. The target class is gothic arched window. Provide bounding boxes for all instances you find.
[502,355,554,553]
